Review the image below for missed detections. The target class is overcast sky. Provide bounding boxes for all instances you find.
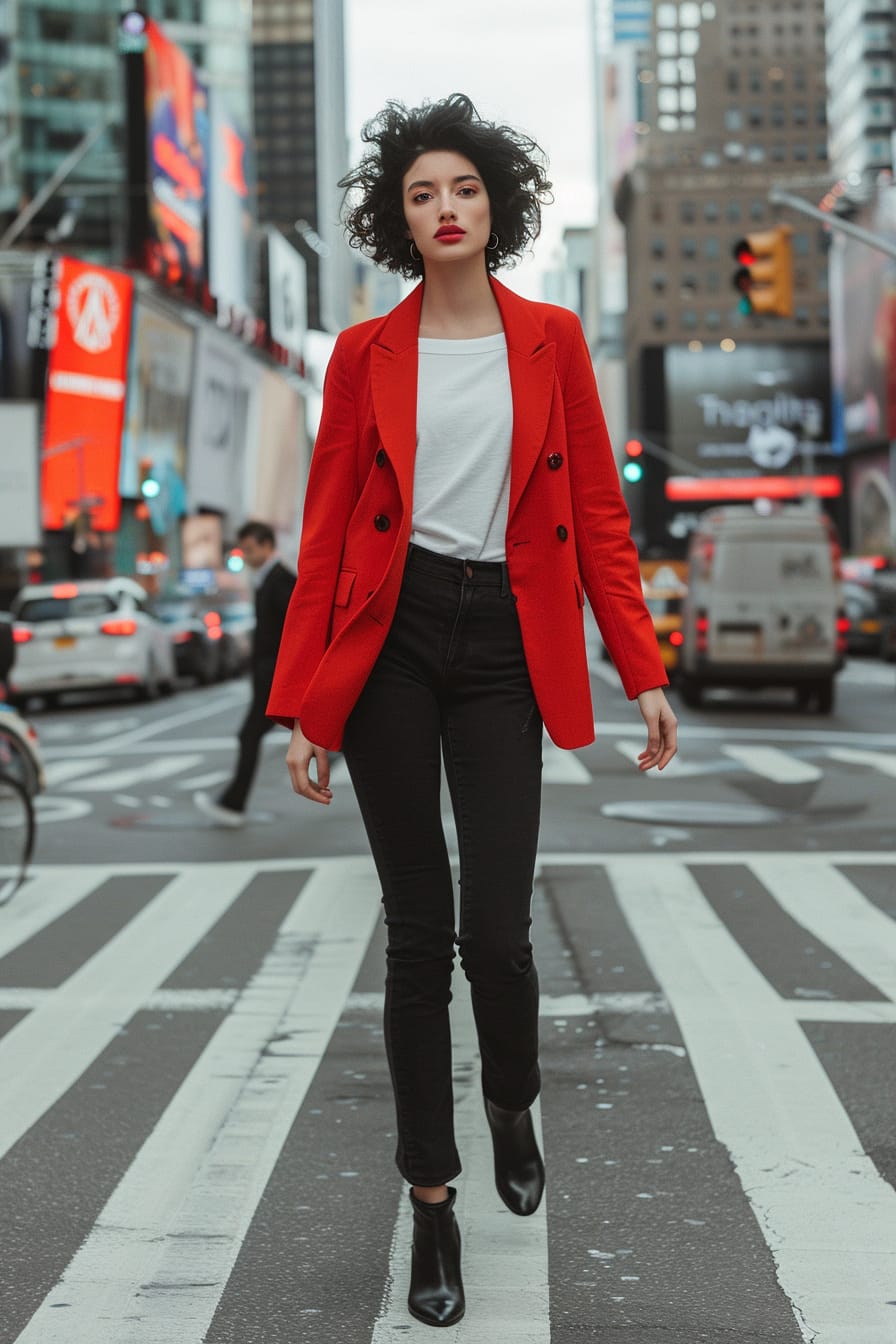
[344,0,596,297]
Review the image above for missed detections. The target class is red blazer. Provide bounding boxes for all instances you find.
[268,277,667,750]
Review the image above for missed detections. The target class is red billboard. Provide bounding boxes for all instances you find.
[42,258,134,532]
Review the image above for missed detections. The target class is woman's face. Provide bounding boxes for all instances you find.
[402,150,492,271]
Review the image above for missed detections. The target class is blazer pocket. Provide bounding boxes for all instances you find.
[334,569,357,608]
[574,576,585,609]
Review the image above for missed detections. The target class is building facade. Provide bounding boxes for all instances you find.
[825,0,895,193]
[615,0,838,551]
[251,0,349,334]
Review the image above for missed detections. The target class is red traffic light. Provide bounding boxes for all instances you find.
[624,439,644,457]
[732,238,756,265]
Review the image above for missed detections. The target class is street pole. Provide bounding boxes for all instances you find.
[768,187,896,261]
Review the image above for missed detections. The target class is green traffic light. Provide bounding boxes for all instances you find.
[623,462,644,483]
[738,295,752,315]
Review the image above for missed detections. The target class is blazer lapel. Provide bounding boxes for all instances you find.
[490,279,556,521]
[370,284,423,516]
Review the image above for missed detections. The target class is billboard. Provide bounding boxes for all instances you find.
[665,343,831,479]
[0,403,41,547]
[248,368,308,534]
[119,302,194,533]
[208,89,254,314]
[186,326,258,525]
[41,258,134,532]
[830,189,896,453]
[144,18,208,285]
[267,229,307,361]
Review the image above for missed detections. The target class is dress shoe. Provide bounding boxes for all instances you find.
[484,1098,545,1216]
[408,1186,465,1327]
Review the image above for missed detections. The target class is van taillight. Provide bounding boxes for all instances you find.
[697,539,715,581]
[696,611,709,655]
[836,613,849,655]
[12,626,32,644]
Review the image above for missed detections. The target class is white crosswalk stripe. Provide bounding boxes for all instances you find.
[0,851,893,1342]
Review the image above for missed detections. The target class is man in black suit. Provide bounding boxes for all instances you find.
[195,521,294,827]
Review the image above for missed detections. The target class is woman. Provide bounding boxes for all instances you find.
[268,94,677,1328]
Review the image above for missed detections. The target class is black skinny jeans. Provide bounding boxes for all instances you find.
[342,543,544,1186]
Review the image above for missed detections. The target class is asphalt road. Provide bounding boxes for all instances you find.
[1,650,894,1343]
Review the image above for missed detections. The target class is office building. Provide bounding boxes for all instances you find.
[825,0,895,192]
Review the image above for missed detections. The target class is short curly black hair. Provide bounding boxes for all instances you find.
[338,93,553,279]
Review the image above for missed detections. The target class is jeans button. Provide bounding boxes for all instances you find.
[465,563,474,579]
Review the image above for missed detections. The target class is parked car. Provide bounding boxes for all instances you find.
[841,581,886,657]
[8,579,176,708]
[152,594,220,685]
[874,572,896,663]
[209,596,254,676]
[678,506,846,713]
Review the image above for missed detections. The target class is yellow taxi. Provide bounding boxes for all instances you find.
[640,562,688,676]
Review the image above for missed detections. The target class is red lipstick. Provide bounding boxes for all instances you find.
[434,226,466,242]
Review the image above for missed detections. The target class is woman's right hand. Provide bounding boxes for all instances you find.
[286,721,333,804]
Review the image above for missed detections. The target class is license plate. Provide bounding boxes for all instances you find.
[54,636,77,649]
[859,619,881,634]
[718,631,760,653]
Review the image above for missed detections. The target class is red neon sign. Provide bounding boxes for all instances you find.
[665,475,843,502]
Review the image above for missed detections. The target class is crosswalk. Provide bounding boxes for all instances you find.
[35,734,896,803]
[1,851,894,1342]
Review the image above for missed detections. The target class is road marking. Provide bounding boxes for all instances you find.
[0,868,109,961]
[346,989,671,1018]
[721,745,823,784]
[750,857,896,1002]
[74,755,203,793]
[609,856,896,1344]
[14,859,381,1344]
[372,975,550,1343]
[39,687,248,758]
[43,758,111,788]
[612,740,705,778]
[840,660,895,687]
[0,864,254,1163]
[175,770,231,791]
[542,740,592,784]
[600,720,896,748]
[826,746,896,779]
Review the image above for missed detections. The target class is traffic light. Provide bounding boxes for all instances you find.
[138,457,160,499]
[622,439,644,484]
[731,225,793,317]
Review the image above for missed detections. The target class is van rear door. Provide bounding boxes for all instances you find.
[708,538,837,667]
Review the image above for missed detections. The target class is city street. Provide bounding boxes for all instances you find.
[1,648,894,1343]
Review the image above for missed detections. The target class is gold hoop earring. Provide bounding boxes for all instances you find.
[487,232,499,251]
[409,241,421,262]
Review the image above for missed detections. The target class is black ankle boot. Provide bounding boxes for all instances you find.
[484,1098,545,1216]
[408,1186,465,1327]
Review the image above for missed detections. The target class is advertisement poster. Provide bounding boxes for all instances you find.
[268,229,307,361]
[144,18,208,285]
[120,302,194,501]
[0,403,41,546]
[208,89,254,314]
[665,343,831,478]
[42,257,134,532]
[187,327,257,525]
[249,368,308,534]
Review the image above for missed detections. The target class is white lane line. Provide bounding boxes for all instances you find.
[787,1001,896,1023]
[750,857,896,1002]
[0,864,253,1163]
[15,859,381,1344]
[372,976,550,1343]
[175,770,231,791]
[43,736,284,759]
[38,689,249,759]
[609,857,896,1344]
[74,755,203,792]
[826,747,896,779]
[346,989,670,1018]
[542,739,592,784]
[0,987,242,1013]
[0,868,108,961]
[722,745,823,784]
[600,721,896,749]
[43,758,111,788]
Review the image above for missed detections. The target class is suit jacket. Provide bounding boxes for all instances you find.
[267,277,667,750]
[252,559,295,692]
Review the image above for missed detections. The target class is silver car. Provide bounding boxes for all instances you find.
[9,578,176,708]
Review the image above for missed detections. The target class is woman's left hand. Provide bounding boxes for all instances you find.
[635,687,678,772]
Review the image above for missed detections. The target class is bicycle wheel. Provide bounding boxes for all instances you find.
[0,775,35,905]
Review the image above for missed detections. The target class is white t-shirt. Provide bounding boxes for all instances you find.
[410,333,513,562]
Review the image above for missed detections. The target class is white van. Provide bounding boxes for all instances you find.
[678,505,845,713]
